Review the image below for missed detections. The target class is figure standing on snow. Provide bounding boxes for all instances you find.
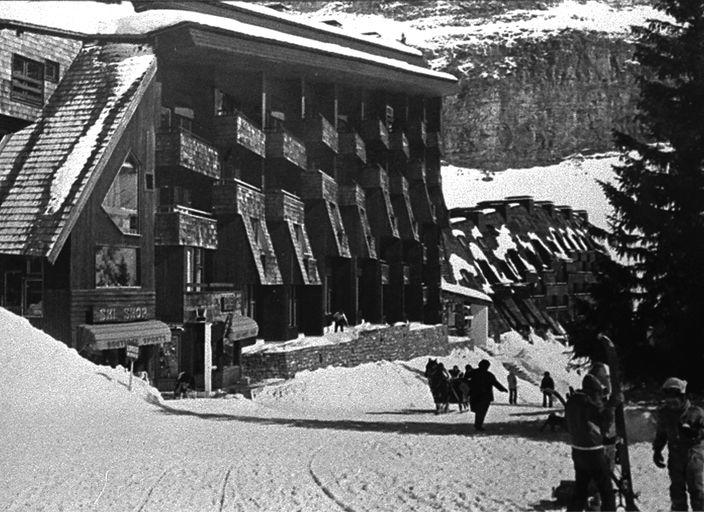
[469,359,507,431]
[653,377,704,511]
[507,369,518,405]
[541,371,555,408]
[449,365,462,379]
[564,374,617,511]
[332,309,348,332]
[173,371,196,399]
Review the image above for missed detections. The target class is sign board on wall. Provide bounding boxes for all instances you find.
[92,305,155,323]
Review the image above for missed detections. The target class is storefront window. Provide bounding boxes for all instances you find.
[95,246,140,287]
[158,334,180,381]
[103,155,139,235]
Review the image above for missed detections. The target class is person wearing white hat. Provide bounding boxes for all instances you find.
[653,377,704,511]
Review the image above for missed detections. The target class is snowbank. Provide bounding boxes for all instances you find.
[254,329,583,412]
[1,307,161,422]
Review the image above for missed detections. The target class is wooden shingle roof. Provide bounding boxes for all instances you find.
[0,42,156,262]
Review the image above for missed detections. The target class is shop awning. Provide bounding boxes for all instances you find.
[225,314,258,341]
[77,320,171,351]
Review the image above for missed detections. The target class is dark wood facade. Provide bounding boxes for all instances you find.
[0,2,457,389]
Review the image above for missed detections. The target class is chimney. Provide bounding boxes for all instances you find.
[555,205,573,220]
[505,195,534,213]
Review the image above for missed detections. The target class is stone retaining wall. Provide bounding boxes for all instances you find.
[242,324,465,382]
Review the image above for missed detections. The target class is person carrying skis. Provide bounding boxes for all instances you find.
[564,373,617,511]
[469,359,507,431]
[652,377,704,511]
[541,371,555,407]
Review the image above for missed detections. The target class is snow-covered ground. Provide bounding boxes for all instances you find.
[1,307,667,511]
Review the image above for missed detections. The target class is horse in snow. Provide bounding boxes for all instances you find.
[424,358,470,414]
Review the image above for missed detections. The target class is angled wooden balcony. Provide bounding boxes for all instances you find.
[212,111,266,157]
[156,126,220,179]
[338,130,367,164]
[265,189,321,285]
[212,179,265,217]
[339,184,377,259]
[389,173,419,241]
[389,130,410,160]
[265,127,307,170]
[407,119,427,147]
[155,205,218,249]
[361,118,390,150]
[360,164,400,239]
[302,114,339,155]
[409,180,436,224]
[299,171,351,258]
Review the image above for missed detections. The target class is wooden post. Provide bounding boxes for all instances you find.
[128,359,134,392]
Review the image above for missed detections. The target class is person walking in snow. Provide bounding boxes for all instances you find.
[507,369,518,405]
[332,309,348,333]
[464,364,474,381]
[652,377,704,511]
[541,371,555,408]
[564,374,617,511]
[469,359,507,431]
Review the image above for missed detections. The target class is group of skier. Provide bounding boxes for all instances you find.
[561,348,704,511]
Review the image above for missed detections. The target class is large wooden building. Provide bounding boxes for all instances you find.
[0,1,457,390]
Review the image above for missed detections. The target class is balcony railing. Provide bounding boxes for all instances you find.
[265,127,307,170]
[212,111,266,157]
[265,189,305,223]
[338,131,366,163]
[156,127,220,179]
[361,118,389,149]
[303,114,338,154]
[155,205,218,249]
[212,179,265,217]
[299,170,338,202]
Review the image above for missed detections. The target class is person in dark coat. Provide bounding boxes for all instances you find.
[469,359,507,431]
[653,377,704,511]
[564,374,616,511]
[449,365,462,379]
[507,369,518,405]
[332,310,348,332]
[541,371,556,408]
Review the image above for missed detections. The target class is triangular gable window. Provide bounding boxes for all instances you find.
[102,155,139,235]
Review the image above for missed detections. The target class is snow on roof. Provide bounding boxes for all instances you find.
[493,224,516,260]
[440,278,492,304]
[0,1,454,86]
[565,226,589,252]
[449,216,466,223]
[471,226,482,239]
[448,253,476,280]
[0,42,156,261]
[451,228,465,239]
[442,153,618,231]
[224,1,423,56]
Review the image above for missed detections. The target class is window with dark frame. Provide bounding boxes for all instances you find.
[12,54,44,107]
[45,59,60,83]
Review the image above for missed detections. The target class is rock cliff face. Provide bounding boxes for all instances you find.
[440,32,638,170]
[282,1,651,170]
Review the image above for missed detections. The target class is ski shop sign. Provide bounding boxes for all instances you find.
[92,304,154,323]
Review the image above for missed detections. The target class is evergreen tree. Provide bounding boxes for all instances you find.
[602,1,704,387]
